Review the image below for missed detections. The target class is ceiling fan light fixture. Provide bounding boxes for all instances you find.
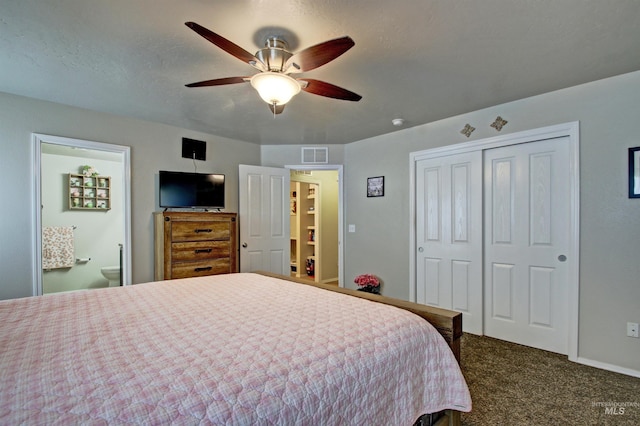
[250,72,301,105]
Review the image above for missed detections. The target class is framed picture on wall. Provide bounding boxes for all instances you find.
[367,176,384,197]
[629,147,640,198]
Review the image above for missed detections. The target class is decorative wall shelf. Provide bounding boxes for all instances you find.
[68,173,111,210]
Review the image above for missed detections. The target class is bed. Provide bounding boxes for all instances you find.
[0,272,471,425]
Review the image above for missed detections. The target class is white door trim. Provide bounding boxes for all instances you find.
[409,121,580,361]
[32,133,132,296]
[285,164,344,287]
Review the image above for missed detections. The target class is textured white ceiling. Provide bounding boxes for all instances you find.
[1,0,640,145]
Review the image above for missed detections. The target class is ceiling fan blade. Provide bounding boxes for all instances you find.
[268,104,286,115]
[185,22,264,70]
[284,36,355,72]
[185,77,250,87]
[299,79,362,101]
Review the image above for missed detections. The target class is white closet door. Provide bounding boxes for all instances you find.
[416,151,483,334]
[484,137,571,354]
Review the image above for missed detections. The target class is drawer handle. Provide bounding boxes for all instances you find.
[195,248,212,253]
[195,229,212,233]
[194,266,212,272]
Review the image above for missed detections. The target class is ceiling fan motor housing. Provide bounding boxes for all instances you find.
[255,37,293,72]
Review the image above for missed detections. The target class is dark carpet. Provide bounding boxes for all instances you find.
[458,334,640,425]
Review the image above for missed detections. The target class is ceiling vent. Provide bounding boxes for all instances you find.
[301,147,329,164]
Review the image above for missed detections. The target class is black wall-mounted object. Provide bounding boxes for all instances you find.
[182,138,206,161]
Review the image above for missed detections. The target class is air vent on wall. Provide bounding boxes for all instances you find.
[301,147,328,164]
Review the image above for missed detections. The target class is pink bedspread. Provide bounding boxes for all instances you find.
[0,273,470,425]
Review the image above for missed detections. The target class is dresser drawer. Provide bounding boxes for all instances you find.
[171,258,231,279]
[170,221,231,242]
[171,241,230,262]
[154,212,237,280]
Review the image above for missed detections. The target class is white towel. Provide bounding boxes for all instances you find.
[42,226,75,269]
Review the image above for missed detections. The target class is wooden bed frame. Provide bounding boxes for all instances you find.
[257,272,464,426]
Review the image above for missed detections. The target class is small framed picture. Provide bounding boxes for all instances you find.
[629,147,640,198]
[367,176,384,197]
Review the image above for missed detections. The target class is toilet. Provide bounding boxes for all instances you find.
[100,266,121,287]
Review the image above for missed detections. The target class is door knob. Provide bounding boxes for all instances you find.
[418,247,424,253]
[558,254,567,262]
[242,242,248,248]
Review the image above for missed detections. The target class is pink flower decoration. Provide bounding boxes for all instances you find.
[354,274,380,288]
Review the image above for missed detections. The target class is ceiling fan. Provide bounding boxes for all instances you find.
[184,22,362,115]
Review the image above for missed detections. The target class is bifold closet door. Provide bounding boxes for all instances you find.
[415,151,483,334]
[483,137,571,354]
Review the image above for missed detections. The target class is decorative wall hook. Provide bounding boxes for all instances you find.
[491,116,508,131]
[460,124,476,138]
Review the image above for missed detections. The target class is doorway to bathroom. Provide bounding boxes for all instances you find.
[33,134,131,295]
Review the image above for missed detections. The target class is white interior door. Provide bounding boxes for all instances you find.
[415,151,483,334]
[238,165,290,274]
[484,137,571,354]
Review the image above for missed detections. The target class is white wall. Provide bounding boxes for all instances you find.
[342,71,640,373]
[0,91,260,300]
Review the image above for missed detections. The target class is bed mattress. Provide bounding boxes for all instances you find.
[0,273,471,424]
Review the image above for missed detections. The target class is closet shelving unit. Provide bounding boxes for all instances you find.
[290,181,319,281]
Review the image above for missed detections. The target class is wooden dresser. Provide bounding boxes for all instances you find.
[154,211,238,280]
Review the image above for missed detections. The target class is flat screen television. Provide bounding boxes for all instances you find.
[159,170,225,209]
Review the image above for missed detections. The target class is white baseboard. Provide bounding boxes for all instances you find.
[575,356,640,378]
